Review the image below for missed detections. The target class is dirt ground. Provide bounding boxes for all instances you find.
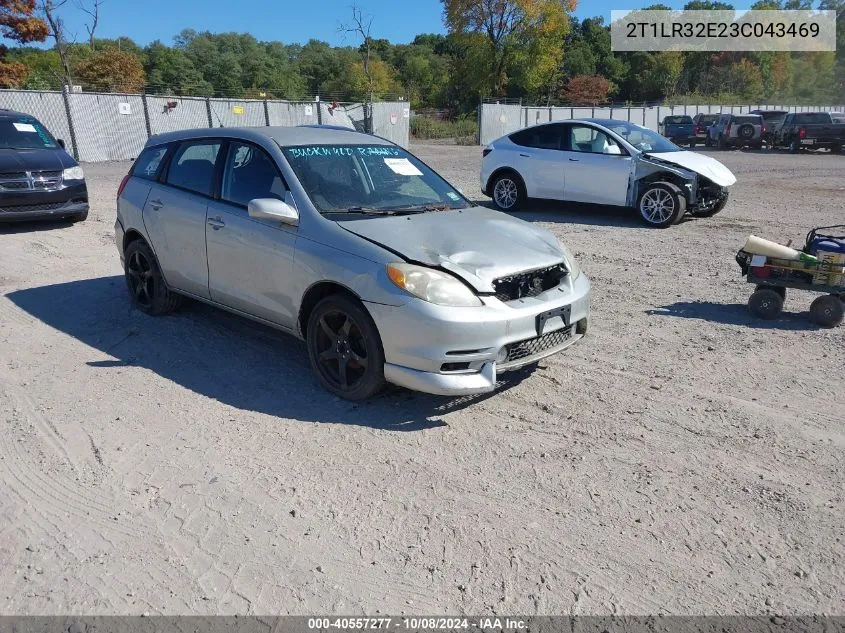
[0,145,843,616]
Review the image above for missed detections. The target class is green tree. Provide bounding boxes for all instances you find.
[442,0,572,96]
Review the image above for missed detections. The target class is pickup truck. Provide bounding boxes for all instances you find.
[658,115,696,146]
[774,112,845,153]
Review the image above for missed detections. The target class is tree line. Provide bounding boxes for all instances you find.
[0,0,842,114]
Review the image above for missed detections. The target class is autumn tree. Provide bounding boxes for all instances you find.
[73,46,144,92]
[561,74,612,104]
[0,0,49,86]
[442,0,573,96]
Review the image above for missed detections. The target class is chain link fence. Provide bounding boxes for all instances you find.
[0,89,411,162]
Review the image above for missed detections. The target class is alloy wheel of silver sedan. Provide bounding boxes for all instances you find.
[493,176,519,210]
[638,185,682,227]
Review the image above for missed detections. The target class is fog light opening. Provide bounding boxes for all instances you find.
[496,347,508,363]
[576,318,588,335]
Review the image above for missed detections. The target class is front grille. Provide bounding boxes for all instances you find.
[0,201,69,213]
[0,170,62,192]
[505,325,573,364]
[493,264,567,302]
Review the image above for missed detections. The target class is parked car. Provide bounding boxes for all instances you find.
[691,113,719,145]
[481,119,736,228]
[657,115,696,146]
[748,109,788,145]
[0,109,88,223]
[706,113,764,149]
[115,126,590,400]
[774,112,845,153]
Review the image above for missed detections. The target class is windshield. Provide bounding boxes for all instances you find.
[0,116,58,150]
[665,116,692,124]
[282,144,469,215]
[603,121,681,153]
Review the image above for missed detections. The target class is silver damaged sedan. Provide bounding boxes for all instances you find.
[115,126,590,400]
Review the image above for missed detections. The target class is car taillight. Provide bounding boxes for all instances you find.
[695,125,702,134]
[117,174,130,199]
[799,127,807,139]
[762,124,767,134]
[726,123,732,134]
[482,148,492,158]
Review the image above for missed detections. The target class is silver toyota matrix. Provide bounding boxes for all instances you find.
[115,126,590,400]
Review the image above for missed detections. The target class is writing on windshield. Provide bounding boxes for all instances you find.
[287,146,402,159]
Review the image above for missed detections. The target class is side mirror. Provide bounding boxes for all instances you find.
[57,139,66,149]
[248,198,299,226]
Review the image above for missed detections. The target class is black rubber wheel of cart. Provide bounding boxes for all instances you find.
[755,284,786,301]
[809,294,843,328]
[748,288,784,320]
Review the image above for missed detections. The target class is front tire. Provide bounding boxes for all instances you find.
[307,294,386,400]
[490,172,525,211]
[124,239,182,315]
[637,183,686,228]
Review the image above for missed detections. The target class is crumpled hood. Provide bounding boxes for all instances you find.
[337,206,566,292]
[645,150,737,187]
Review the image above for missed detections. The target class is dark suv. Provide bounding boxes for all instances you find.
[0,109,88,223]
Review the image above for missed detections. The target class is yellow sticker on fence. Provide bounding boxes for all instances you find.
[232,105,245,115]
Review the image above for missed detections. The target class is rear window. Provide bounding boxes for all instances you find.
[795,113,832,124]
[664,116,692,124]
[132,145,169,180]
[698,115,718,124]
[0,116,58,149]
[735,116,762,124]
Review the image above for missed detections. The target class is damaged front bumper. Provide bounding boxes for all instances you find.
[365,272,590,396]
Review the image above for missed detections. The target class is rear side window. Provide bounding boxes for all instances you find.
[735,116,761,124]
[166,141,221,196]
[665,116,692,124]
[132,146,169,180]
[510,125,560,150]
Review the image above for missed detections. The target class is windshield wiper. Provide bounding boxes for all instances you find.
[323,206,401,215]
[387,203,459,213]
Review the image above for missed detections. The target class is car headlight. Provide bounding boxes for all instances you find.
[62,166,84,181]
[560,245,582,280]
[387,263,482,307]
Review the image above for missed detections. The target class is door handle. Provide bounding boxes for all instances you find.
[519,153,531,157]
[568,158,579,162]
[207,217,225,230]
[148,199,163,210]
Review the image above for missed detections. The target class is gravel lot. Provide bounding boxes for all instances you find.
[1,144,843,616]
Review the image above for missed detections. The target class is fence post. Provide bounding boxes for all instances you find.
[205,97,214,128]
[141,93,152,138]
[263,99,270,126]
[60,87,80,161]
[316,96,322,125]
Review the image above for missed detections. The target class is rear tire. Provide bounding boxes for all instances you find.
[809,295,843,328]
[755,284,786,301]
[124,239,183,316]
[306,294,386,400]
[748,288,783,320]
[490,172,526,212]
[637,183,686,228]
